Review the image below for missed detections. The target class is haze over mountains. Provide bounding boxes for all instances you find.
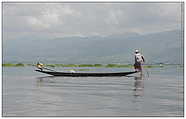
[3,29,183,64]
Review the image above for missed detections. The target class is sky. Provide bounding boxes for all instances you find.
[3,2,183,40]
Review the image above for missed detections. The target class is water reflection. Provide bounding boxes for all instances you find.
[36,76,56,87]
[37,76,56,80]
[133,76,144,97]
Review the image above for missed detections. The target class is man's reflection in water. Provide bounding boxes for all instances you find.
[133,76,144,97]
[132,76,145,112]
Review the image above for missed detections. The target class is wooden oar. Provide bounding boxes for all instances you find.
[142,64,149,79]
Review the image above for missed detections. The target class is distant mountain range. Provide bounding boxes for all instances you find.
[3,29,183,64]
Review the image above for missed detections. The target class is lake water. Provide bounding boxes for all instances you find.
[2,66,184,116]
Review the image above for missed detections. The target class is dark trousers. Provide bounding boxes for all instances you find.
[134,62,142,71]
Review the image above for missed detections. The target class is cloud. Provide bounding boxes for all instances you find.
[3,2,182,38]
[27,11,60,30]
[105,10,122,25]
[27,4,80,30]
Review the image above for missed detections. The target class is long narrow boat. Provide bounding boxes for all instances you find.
[35,70,137,77]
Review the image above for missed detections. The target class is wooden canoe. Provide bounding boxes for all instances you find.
[35,70,137,77]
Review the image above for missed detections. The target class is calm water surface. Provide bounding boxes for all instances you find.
[3,66,183,116]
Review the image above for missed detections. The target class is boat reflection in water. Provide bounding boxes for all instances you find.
[36,75,146,98]
[36,76,56,87]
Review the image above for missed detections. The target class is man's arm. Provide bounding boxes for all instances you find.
[142,56,145,62]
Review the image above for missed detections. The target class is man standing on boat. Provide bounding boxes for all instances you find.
[134,49,145,73]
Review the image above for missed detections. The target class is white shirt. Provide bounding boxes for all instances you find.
[135,53,144,63]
